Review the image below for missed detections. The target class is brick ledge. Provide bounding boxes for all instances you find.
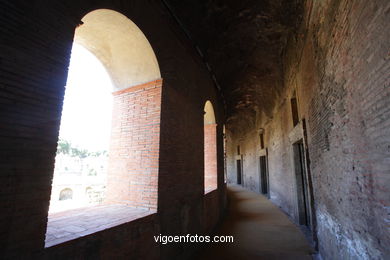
[112,79,163,96]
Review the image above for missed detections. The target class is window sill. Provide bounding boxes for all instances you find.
[204,187,217,194]
[45,204,155,248]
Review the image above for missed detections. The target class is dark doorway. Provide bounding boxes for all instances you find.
[291,97,299,126]
[236,159,242,184]
[259,156,268,195]
[293,140,311,227]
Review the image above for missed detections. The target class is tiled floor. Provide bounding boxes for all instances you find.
[45,204,154,247]
[198,185,315,259]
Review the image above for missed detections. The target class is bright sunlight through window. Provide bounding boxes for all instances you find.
[48,43,113,213]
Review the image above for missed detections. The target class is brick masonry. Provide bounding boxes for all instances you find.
[2,0,387,258]
[0,0,225,258]
[226,0,389,259]
[106,79,162,210]
[204,124,217,192]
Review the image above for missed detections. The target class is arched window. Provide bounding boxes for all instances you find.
[48,43,113,213]
[49,9,162,211]
[76,9,161,210]
[204,101,218,193]
[59,188,73,201]
[46,8,163,247]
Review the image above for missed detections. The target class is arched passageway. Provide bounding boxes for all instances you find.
[2,0,388,259]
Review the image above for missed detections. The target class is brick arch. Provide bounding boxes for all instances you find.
[67,9,162,210]
[1,0,223,255]
[59,188,73,201]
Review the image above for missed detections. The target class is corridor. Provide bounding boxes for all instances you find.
[198,185,315,260]
[1,0,388,258]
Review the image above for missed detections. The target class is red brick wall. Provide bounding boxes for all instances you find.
[106,79,162,210]
[204,124,217,192]
[0,0,225,258]
[226,0,390,259]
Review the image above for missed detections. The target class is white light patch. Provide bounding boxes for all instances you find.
[58,43,113,152]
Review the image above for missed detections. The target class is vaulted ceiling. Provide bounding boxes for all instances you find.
[166,0,303,132]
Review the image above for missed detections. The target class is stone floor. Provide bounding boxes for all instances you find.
[197,185,315,260]
[45,204,154,248]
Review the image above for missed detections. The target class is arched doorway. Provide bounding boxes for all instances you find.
[59,188,73,201]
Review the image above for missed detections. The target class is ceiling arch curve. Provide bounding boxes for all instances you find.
[74,9,161,91]
[204,100,216,125]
